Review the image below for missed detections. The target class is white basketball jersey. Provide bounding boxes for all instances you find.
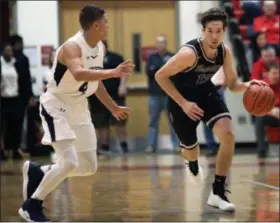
[47,31,104,99]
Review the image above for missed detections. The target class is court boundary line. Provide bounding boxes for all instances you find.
[241,179,279,190]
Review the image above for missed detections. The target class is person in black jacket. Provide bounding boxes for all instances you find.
[0,43,33,159]
[10,34,35,108]
[145,35,179,153]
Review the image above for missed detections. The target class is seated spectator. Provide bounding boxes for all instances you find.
[251,46,280,80]
[251,32,270,62]
[253,1,279,47]
[254,62,279,158]
[240,1,262,25]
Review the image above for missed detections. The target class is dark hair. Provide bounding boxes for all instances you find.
[261,45,276,54]
[10,34,23,46]
[1,43,12,52]
[268,62,279,71]
[79,5,105,30]
[200,8,228,29]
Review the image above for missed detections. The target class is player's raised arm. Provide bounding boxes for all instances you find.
[60,41,133,81]
[155,46,195,106]
[223,45,267,92]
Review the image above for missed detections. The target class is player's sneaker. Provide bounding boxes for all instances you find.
[207,184,236,212]
[185,161,204,184]
[22,161,44,200]
[19,198,49,222]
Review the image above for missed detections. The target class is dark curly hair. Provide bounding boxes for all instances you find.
[200,8,228,29]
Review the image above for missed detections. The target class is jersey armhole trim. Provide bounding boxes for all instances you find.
[221,42,226,63]
[181,44,199,72]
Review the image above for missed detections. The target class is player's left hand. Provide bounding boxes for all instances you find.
[245,79,268,88]
[112,106,131,121]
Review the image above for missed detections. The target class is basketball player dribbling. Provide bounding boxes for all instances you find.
[19,5,134,222]
[155,8,266,211]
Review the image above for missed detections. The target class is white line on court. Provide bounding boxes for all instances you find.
[241,179,279,190]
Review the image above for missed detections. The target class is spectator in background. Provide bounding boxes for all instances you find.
[145,35,179,153]
[254,62,279,158]
[0,43,28,159]
[251,32,270,62]
[251,46,280,80]
[253,1,279,51]
[10,34,35,108]
[43,49,56,93]
[88,40,128,154]
[10,34,35,156]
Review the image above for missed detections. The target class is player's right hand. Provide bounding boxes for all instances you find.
[112,60,135,78]
[181,101,204,121]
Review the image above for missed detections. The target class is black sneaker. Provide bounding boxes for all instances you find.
[19,198,49,222]
[22,161,44,200]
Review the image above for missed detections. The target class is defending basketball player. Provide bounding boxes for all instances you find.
[155,8,266,212]
[19,5,133,222]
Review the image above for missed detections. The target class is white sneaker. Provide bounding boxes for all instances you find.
[185,162,204,185]
[207,190,236,212]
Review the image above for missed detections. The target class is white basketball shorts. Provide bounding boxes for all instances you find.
[39,92,97,151]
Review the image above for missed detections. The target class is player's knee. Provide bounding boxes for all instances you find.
[220,129,235,144]
[88,161,98,175]
[79,162,97,176]
[64,159,78,172]
[59,156,78,173]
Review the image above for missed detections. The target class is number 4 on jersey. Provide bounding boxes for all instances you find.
[79,82,88,94]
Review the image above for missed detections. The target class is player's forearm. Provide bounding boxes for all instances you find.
[95,82,118,113]
[155,75,186,107]
[228,79,247,93]
[73,68,114,82]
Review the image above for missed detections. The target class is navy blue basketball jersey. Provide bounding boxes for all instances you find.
[170,38,225,93]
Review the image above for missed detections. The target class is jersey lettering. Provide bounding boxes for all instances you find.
[196,74,213,85]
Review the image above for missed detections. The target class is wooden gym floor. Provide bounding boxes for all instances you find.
[1,153,279,222]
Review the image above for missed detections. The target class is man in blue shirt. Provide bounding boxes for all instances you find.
[145,35,179,152]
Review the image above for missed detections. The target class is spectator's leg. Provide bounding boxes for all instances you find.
[0,116,7,160]
[164,96,179,150]
[10,109,24,159]
[97,112,111,153]
[147,96,162,152]
[114,99,129,153]
[91,111,110,154]
[255,115,280,157]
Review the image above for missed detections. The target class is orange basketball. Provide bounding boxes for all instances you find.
[243,84,275,116]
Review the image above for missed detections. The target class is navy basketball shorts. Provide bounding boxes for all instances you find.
[167,88,231,150]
